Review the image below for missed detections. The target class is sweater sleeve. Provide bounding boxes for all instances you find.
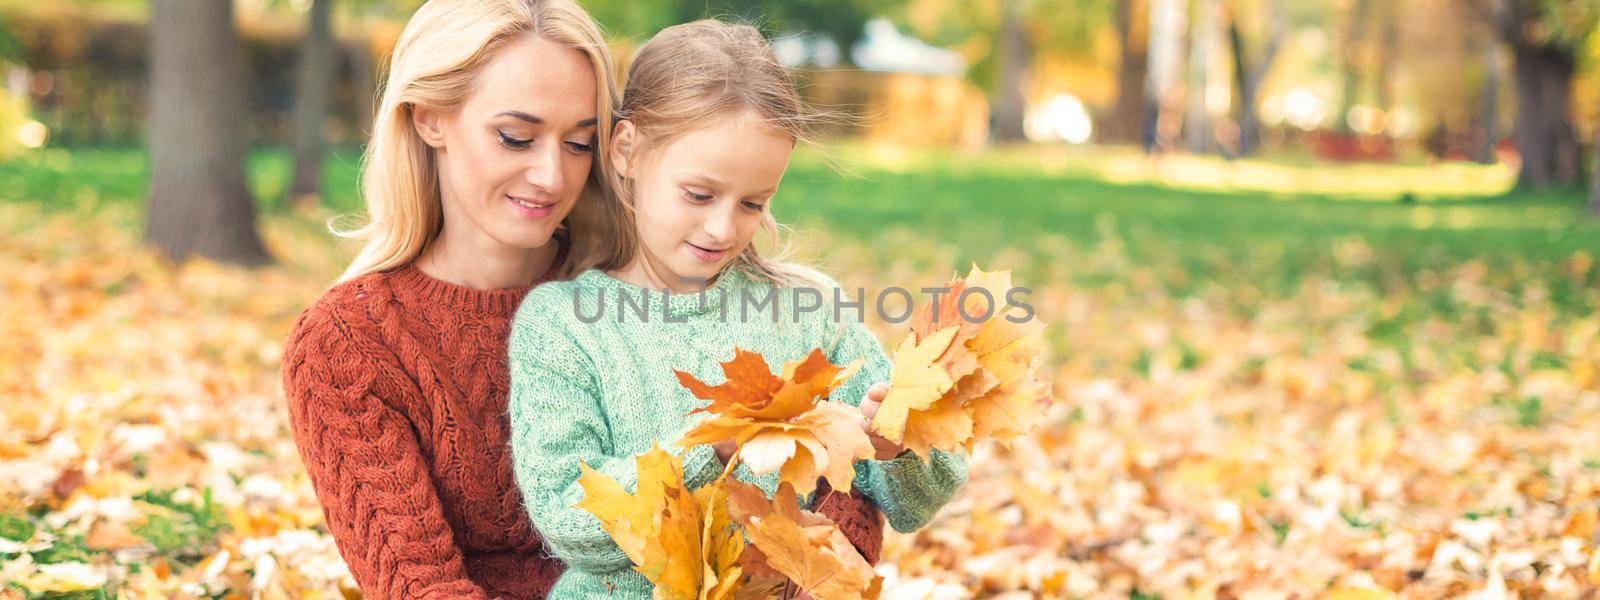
[807,478,886,564]
[826,315,969,534]
[280,306,491,600]
[505,303,723,575]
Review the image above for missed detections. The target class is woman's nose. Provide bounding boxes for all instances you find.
[522,139,565,195]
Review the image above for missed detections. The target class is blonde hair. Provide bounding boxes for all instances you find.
[335,0,621,282]
[596,18,835,287]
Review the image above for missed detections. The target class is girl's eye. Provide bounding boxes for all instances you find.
[741,200,767,212]
[565,140,595,154]
[683,189,714,203]
[497,131,532,150]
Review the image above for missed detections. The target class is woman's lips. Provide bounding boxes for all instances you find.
[686,242,728,263]
[507,195,556,218]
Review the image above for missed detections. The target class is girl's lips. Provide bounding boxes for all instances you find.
[507,195,556,218]
[686,242,728,263]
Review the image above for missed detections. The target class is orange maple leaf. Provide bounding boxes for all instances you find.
[677,349,874,496]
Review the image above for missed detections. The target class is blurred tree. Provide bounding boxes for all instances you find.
[1145,0,1187,151]
[994,0,1030,140]
[584,0,903,57]
[1465,0,1597,190]
[1374,0,1398,115]
[1337,0,1371,134]
[898,0,1110,142]
[1107,0,1148,144]
[1592,126,1600,214]
[1225,0,1285,156]
[145,0,270,265]
[1184,0,1221,152]
[1470,28,1504,165]
[290,0,335,208]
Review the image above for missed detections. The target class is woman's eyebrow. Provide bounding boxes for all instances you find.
[496,112,597,129]
[496,110,543,125]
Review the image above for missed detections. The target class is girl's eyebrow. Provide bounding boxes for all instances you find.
[686,172,775,197]
[495,111,598,128]
[684,173,724,187]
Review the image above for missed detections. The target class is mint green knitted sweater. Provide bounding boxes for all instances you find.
[506,267,968,599]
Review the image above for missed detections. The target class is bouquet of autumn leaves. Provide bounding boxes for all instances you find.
[573,266,1052,600]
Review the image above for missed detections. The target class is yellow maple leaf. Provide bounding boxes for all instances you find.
[874,264,1053,457]
[573,443,745,599]
[872,326,960,445]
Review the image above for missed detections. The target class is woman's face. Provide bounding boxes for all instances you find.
[613,111,794,289]
[412,35,599,253]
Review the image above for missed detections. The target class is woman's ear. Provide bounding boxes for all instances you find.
[611,120,637,178]
[412,104,447,149]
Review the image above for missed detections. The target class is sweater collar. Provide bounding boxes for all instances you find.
[573,267,758,318]
[389,243,567,315]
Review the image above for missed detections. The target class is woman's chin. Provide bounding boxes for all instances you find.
[489,224,560,252]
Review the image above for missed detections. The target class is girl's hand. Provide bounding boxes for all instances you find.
[856,383,907,461]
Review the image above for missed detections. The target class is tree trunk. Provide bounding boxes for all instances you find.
[1375,2,1399,116]
[1226,17,1252,155]
[1337,0,1371,133]
[1470,40,1502,165]
[1110,0,1149,143]
[1183,0,1221,153]
[1226,0,1283,157]
[992,0,1031,142]
[145,0,270,265]
[1591,123,1600,214]
[289,0,335,207]
[1510,42,1579,189]
[1145,0,1188,151]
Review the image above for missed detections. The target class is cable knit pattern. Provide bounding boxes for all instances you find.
[281,260,566,600]
[507,268,968,599]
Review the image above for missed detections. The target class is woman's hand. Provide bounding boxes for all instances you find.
[712,439,738,463]
[856,383,907,461]
[778,580,815,599]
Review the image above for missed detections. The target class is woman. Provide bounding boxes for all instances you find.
[279,1,886,598]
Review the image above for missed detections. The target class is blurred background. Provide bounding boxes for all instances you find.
[2,0,1600,598]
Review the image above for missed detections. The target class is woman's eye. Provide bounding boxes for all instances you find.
[741,200,767,212]
[683,189,714,203]
[497,131,532,150]
[565,141,595,154]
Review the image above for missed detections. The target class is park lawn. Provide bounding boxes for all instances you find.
[5,142,1594,303]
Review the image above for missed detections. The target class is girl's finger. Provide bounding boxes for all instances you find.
[858,398,879,421]
[867,382,889,401]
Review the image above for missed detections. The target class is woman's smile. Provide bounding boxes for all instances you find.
[507,194,558,218]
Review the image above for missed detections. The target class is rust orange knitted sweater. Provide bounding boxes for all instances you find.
[280,259,885,600]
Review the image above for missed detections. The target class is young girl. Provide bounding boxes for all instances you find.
[506,19,968,598]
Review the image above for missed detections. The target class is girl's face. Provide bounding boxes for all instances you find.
[412,35,599,253]
[613,111,794,289]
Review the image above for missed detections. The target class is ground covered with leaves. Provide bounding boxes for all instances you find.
[2,146,1599,598]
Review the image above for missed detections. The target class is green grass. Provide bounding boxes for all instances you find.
[3,143,1596,311]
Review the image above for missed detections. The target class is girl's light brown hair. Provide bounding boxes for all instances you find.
[590,18,838,286]
[334,0,621,282]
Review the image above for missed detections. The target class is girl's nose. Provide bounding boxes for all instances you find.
[701,203,738,242]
